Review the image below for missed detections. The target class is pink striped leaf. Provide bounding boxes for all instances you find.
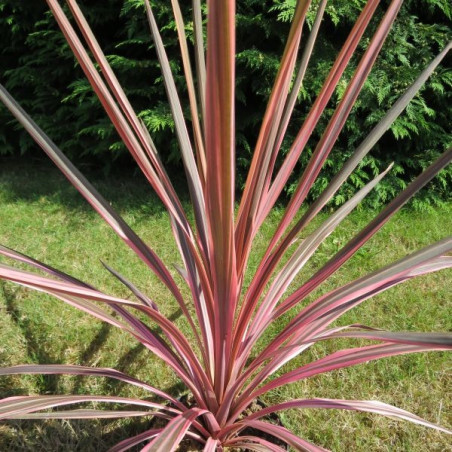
[0,264,140,336]
[276,237,452,346]
[6,409,154,420]
[0,395,170,419]
[239,420,329,452]
[63,0,205,283]
[111,429,205,452]
[169,0,207,182]
[255,0,381,235]
[0,265,175,352]
[240,240,452,391]
[224,436,287,452]
[406,256,452,276]
[144,0,208,254]
[238,329,451,404]
[0,84,194,325]
[293,258,452,345]
[192,0,206,123]
[141,407,208,452]
[318,330,452,348]
[115,429,205,452]
[48,2,212,352]
[46,0,194,244]
[50,1,211,358]
[0,245,188,369]
[57,294,201,400]
[250,343,448,404]
[219,325,368,422]
[1,1,450,448]
[272,41,452,263]
[0,260,187,377]
[0,364,183,409]
[53,0,212,352]
[276,147,452,319]
[96,276,201,381]
[109,429,163,452]
[261,0,403,253]
[63,0,207,289]
[0,264,215,406]
[235,0,311,273]
[64,0,192,228]
[235,164,393,361]
[12,287,185,375]
[0,366,212,441]
[234,256,452,415]
[203,437,220,452]
[243,399,451,434]
[240,44,452,331]
[0,244,93,289]
[101,261,158,310]
[126,0,218,394]
[235,0,386,335]
[270,0,328,179]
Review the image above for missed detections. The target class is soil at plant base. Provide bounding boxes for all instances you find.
[149,395,289,451]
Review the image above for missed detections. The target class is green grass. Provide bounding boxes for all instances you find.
[0,159,451,451]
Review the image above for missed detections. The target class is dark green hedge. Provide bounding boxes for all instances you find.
[1,0,451,208]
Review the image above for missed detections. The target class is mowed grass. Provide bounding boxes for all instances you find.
[0,159,450,451]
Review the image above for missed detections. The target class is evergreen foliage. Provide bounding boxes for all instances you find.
[0,0,450,207]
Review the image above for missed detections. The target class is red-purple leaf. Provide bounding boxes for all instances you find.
[205,0,238,399]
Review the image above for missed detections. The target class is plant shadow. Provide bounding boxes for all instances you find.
[1,283,61,396]
[0,156,174,216]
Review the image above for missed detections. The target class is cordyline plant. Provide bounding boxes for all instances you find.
[0,0,451,450]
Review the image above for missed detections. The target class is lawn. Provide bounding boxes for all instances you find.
[0,158,450,451]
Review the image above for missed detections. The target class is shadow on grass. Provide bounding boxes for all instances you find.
[1,377,191,452]
[0,156,182,216]
[105,308,185,397]
[2,380,198,450]
[1,283,62,396]
[71,320,114,395]
[0,280,188,450]
[1,276,185,396]
[0,416,157,452]
[0,158,200,449]
[67,301,185,396]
